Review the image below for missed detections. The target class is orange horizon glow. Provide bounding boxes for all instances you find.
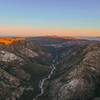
[0,26,100,37]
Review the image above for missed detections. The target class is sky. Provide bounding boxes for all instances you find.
[0,0,100,37]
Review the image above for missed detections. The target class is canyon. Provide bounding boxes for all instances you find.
[0,37,100,100]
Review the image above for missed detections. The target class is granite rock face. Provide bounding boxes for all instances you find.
[0,40,52,100]
[41,42,100,100]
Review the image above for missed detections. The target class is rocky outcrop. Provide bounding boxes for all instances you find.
[0,50,23,62]
[41,42,100,100]
[0,40,52,100]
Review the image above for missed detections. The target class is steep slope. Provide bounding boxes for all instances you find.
[39,42,100,100]
[0,40,52,100]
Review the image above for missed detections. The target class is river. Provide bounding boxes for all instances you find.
[33,52,58,100]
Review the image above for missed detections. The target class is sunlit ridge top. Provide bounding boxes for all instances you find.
[0,38,25,44]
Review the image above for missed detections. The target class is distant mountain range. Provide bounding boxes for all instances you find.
[0,35,100,41]
[76,36,100,41]
[44,35,84,40]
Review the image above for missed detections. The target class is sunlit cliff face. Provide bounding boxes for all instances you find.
[0,38,25,44]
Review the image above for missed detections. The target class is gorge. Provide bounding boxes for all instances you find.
[0,37,100,100]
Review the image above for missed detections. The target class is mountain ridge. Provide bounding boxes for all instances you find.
[0,39,53,100]
[44,35,84,40]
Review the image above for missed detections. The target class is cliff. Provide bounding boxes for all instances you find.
[0,39,52,100]
[39,42,100,100]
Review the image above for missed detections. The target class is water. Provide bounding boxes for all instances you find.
[33,54,58,100]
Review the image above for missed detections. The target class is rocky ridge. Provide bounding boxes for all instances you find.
[0,40,52,100]
[38,42,100,100]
